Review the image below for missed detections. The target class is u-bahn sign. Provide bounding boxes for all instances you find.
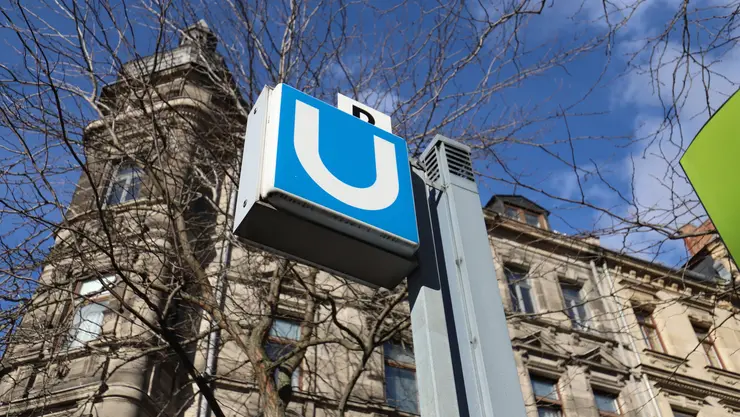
[680,90,740,269]
[234,84,419,288]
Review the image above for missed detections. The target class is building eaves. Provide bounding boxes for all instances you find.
[485,211,725,294]
[485,194,550,215]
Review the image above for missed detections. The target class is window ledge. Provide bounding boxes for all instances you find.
[507,314,629,348]
[643,349,689,369]
[705,365,740,380]
[66,197,166,223]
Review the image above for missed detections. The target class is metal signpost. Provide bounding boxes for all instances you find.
[234,84,527,417]
[681,90,740,269]
[421,136,527,417]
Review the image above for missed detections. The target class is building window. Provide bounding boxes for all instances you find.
[714,260,732,283]
[672,409,697,417]
[503,204,546,229]
[530,374,562,417]
[524,211,541,227]
[384,341,419,414]
[67,275,115,349]
[593,389,620,416]
[693,323,723,369]
[505,205,520,219]
[635,309,664,353]
[689,255,732,284]
[560,282,588,329]
[505,265,535,314]
[106,161,143,206]
[265,318,302,389]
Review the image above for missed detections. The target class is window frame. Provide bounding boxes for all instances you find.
[713,260,732,283]
[592,389,621,417]
[505,265,536,314]
[692,322,725,369]
[671,408,697,417]
[559,281,588,330]
[634,309,665,353]
[265,317,303,390]
[104,160,144,207]
[66,275,116,349]
[383,341,419,415]
[503,204,547,229]
[529,374,563,417]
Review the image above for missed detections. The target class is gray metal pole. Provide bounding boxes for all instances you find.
[420,135,528,417]
[408,165,461,417]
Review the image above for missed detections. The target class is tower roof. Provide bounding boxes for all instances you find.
[179,19,217,52]
[484,194,549,215]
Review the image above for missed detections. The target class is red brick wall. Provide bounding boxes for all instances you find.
[680,219,716,257]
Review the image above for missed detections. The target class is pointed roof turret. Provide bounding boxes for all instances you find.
[179,19,217,52]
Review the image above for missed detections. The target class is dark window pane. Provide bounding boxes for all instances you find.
[561,286,580,302]
[634,311,648,325]
[524,212,540,227]
[635,310,664,352]
[506,266,534,314]
[693,324,723,368]
[531,376,559,401]
[265,341,300,388]
[385,365,419,414]
[537,407,562,417]
[265,341,293,360]
[594,391,618,413]
[106,162,143,205]
[117,164,139,177]
[505,267,527,285]
[694,326,708,340]
[505,206,520,219]
[509,287,522,312]
[126,176,142,202]
[561,284,588,328]
[520,286,534,314]
[385,342,415,365]
[106,179,127,205]
[690,256,717,281]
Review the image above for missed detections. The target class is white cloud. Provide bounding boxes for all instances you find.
[601,38,740,263]
[356,89,399,114]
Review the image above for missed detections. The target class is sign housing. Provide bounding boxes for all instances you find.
[234,84,418,288]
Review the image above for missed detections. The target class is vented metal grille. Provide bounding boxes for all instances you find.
[445,144,474,181]
[423,146,441,184]
[423,141,474,183]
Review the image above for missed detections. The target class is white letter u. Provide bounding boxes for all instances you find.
[293,100,399,211]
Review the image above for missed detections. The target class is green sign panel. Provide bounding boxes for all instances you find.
[680,90,740,268]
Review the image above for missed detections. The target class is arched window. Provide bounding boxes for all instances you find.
[67,275,115,349]
[106,161,143,206]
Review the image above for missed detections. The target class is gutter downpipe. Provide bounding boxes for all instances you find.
[197,179,237,417]
[596,260,663,417]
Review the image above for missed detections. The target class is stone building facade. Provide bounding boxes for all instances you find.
[1,21,740,417]
[486,196,740,417]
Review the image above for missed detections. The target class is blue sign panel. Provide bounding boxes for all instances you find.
[272,85,419,246]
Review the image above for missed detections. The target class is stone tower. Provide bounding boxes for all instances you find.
[0,21,244,417]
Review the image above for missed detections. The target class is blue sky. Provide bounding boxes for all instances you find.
[1,0,737,274]
[463,0,739,268]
